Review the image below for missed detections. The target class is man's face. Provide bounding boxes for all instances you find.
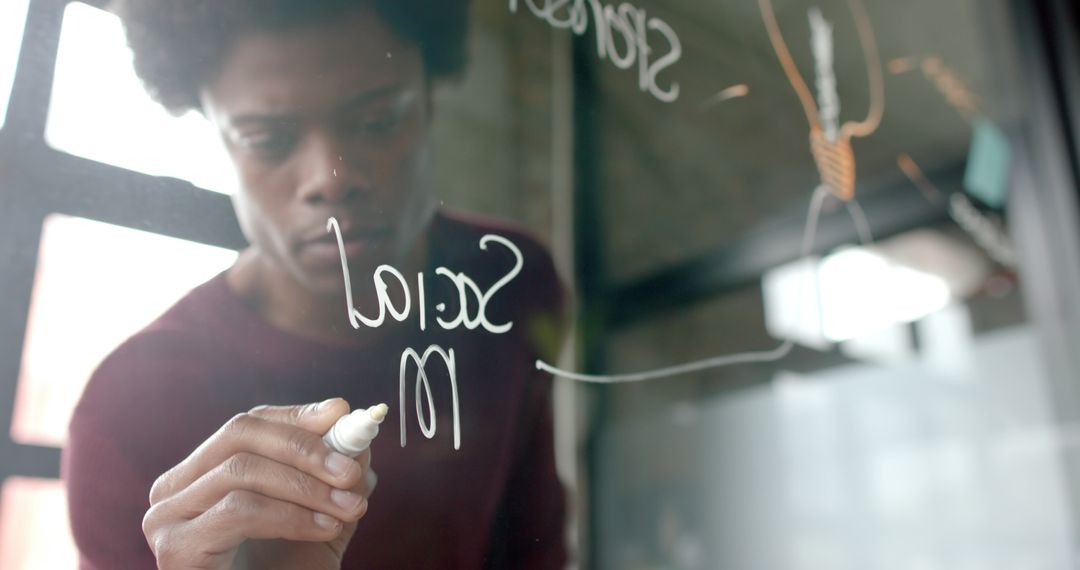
[201,6,435,296]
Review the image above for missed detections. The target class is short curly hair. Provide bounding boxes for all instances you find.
[113,0,470,115]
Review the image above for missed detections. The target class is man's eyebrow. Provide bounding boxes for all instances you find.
[335,83,409,112]
[226,84,408,128]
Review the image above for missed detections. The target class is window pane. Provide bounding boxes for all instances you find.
[0,478,76,570]
[0,0,30,130]
[11,214,237,447]
[44,2,237,194]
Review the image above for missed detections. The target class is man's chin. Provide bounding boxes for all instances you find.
[300,234,390,266]
[297,251,386,295]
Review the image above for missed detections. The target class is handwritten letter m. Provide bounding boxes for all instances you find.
[399,345,461,450]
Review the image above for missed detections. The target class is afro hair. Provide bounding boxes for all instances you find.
[113,0,470,115]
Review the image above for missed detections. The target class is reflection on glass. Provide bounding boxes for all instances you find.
[765,325,1074,570]
[12,214,236,447]
[44,2,236,194]
[0,478,76,570]
[764,228,993,357]
[603,315,1074,568]
[0,0,30,129]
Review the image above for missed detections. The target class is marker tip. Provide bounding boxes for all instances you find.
[369,403,389,422]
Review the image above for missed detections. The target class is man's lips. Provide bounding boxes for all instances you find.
[302,225,391,258]
[307,226,390,245]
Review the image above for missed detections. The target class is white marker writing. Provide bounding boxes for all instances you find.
[328,217,523,334]
[435,235,523,334]
[327,218,526,452]
[400,345,460,450]
[417,272,427,331]
[327,218,411,329]
[356,266,411,328]
[509,0,681,103]
[323,403,389,457]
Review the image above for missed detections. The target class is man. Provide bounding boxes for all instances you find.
[61,0,568,568]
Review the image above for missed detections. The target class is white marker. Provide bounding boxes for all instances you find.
[323,403,389,457]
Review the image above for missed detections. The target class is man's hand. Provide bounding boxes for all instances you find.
[142,398,376,569]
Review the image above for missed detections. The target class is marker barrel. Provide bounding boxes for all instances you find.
[323,403,388,457]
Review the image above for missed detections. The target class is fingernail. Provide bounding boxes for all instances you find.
[313,512,340,530]
[314,398,338,413]
[330,489,363,511]
[325,452,354,478]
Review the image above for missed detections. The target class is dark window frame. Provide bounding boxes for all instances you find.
[0,0,244,483]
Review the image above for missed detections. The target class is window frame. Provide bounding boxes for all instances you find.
[0,0,245,483]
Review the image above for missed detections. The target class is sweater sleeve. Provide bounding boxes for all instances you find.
[62,330,209,570]
[64,422,158,569]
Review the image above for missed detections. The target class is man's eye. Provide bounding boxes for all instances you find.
[347,108,405,138]
[347,103,411,138]
[238,132,296,157]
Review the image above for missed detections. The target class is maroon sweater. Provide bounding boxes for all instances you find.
[62,212,568,569]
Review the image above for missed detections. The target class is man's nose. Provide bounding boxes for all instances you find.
[296,134,370,204]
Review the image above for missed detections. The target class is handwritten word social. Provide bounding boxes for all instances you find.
[509,0,682,103]
[328,217,524,451]
[328,218,524,334]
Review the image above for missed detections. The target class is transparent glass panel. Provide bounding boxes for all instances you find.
[44,2,237,194]
[591,0,1079,567]
[0,0,30,130]
[0,478,76,570]
[11,214,237,447]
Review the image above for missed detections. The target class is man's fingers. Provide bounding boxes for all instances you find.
[150,412,360,503]
[152,452,369,524]
[247,398,350,433]
[181,490,355,554]
[140,399,380,569]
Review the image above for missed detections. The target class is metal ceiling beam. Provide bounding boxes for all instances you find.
[606,162,961,330]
